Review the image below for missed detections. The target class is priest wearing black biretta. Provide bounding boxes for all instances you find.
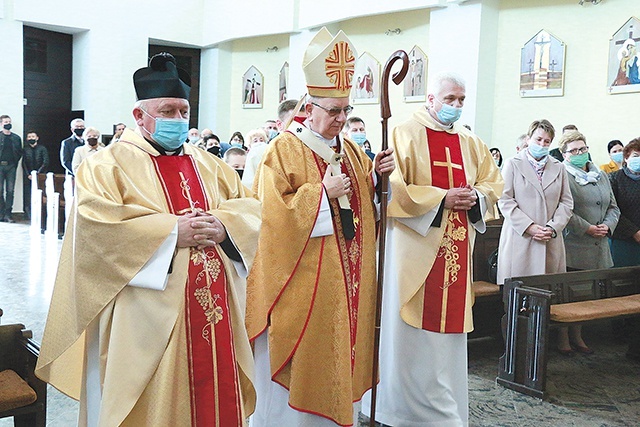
[36,52,261,426]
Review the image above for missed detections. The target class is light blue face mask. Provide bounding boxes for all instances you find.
[267,129,278,141]
[434,98,462,125]
[230,143,244,149]
[141,109,189,151]
[627,156,640,173]
[351,132,367,146]
[611,152,624,164]
[528,143,549,159]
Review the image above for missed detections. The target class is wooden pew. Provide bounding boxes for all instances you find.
[497,266,640,398]
[468,218,503,339]
[0,318,47,426]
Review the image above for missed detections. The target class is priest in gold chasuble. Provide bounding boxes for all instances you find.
[35,53,260,427]
[362,73,503,426]
[246,28,395,427]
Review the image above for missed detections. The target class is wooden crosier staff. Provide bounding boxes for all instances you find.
[369,50,409,427]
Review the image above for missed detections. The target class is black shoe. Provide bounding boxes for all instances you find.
[0,217,7,223]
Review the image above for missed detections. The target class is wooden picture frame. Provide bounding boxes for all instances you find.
[279,62,289,102]
[403,45,427,103]
[242,66,263,109]
[352,52,381,105]
[607,16,640,95]
[519,29,566,98]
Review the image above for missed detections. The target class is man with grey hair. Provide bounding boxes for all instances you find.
[37,52,261,426]
[362,72,503,426]
[515,133,529,153]
[59,118,85,175]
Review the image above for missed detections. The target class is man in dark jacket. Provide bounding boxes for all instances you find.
[22,130,49,219]
[59,118,85,175]
[0,114,23,222]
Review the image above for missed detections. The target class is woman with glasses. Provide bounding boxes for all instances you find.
[559,130,620,354]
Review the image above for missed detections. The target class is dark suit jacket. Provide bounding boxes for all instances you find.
[60,135,83,175]
[0,132,23,166]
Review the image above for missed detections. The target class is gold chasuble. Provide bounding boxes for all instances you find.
[388,108,503,334]
[246,123,378,426]
[36,129,260,426]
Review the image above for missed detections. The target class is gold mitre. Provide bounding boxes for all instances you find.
[303,27,357,98]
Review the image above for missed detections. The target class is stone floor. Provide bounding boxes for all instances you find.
[1,220,639,426]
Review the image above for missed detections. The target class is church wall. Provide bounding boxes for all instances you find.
[491,0,639,167]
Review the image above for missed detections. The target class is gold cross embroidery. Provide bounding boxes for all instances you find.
[325,41,355,92]
[177,171,201,215]
[432,147,463,188]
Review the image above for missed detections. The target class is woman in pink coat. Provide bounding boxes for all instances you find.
[497,119,573,289]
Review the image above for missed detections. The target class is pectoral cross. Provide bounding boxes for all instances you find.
[433,147,463,188]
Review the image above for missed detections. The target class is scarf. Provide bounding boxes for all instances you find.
[563,161,600,185]
[623,166,640,181]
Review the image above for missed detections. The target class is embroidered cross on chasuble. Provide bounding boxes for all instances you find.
[422,128,470,334]
[151,155,243,427]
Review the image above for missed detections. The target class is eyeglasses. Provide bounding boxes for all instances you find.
[564,146,589,156]
[311,102,353,117]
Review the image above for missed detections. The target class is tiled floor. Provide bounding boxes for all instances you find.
[1,220,639,426]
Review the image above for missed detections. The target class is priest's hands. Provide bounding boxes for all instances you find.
[374,147,395,175]
[444,184,477,211]
[323,168,351,199]
[177,211,228,249]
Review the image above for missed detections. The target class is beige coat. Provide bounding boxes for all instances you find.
[497,151,573,284]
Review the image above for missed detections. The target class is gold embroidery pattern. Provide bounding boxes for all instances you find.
[348,241,361,266]
[437,211,467,289]
[191,248,224,344]
[325,41,355,92]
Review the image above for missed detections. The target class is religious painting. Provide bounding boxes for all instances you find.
[279,62,289,102]
[403,45,427,103]
[242,66,263,109]
[352,52,380,105]
[519,29,566,97]
[607,17,640,95]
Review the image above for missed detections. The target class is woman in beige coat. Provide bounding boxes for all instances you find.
[497,119,573,287]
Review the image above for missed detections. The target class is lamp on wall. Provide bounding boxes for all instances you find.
[578,0,602,4]
[385,28,401,36]
[266,46,279,52]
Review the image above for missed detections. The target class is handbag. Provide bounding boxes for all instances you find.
[487,248,498,284]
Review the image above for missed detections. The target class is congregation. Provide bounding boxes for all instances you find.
[1,19,640,427]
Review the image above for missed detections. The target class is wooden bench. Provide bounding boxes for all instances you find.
[496,266,640,399]
[0,317,47,426]
[469,218,503,339]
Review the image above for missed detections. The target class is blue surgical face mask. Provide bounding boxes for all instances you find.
[351,132,367,146]
[230,143,243,149]
[627,156,640,173]
[434,98,462,125]
[267,129,278,141]
[141,109,189,151]
[611,152,623,164]
[528,143,549,159]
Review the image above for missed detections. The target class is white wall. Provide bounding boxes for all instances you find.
[491,0,639,167]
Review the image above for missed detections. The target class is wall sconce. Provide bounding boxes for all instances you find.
[385,28,401,36]
[266,46,279,52]
[578,0,602,4]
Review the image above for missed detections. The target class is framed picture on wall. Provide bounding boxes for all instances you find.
[607,16,640,95]
[242,66,263,109]
[279,62,289,102]
[352,52,380,105]
[519,29,565,98]
[403,45,427,103]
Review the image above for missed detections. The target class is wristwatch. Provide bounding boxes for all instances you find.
[545,225,557,238]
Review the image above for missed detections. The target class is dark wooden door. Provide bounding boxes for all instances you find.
[23,26,79,174]
[148,45,201,129]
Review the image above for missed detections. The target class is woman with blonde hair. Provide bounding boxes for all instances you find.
[559,130,620,354]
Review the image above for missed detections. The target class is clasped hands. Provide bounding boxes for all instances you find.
[525,224,554,242]
[322,148,395,200]
[177,210,227,249]
[586,224,609,238]
[444,184,477,211]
